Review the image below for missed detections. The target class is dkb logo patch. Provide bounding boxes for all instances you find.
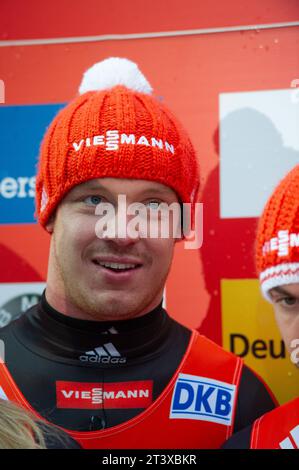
[170,373,236,426]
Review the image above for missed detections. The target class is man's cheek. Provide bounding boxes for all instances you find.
[70,223,95,248]
[290,338,299,366]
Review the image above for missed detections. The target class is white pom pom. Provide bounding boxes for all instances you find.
[79,57,153,95]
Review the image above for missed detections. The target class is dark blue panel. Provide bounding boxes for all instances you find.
[0,103,65,224]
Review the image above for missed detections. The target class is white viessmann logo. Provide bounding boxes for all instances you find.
[279,425,299,449]
[59,386,150,405]
[262,230,299,257]
[79,342,126,364]
[72,130,175,154]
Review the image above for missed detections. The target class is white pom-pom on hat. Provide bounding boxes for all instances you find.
[79,57,153,95]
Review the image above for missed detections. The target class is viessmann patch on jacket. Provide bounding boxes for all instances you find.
[170,373,237,426]
[56,380,153,409]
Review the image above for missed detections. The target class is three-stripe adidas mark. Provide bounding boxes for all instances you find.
[79,343,126,364]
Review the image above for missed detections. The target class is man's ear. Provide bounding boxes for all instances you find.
[45,213,56,234]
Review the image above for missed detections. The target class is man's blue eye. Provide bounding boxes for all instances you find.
[282,297,297,306]
[146,201,161,210]
[85,196,103,205]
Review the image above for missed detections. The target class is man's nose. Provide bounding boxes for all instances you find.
[113,210,141,245]
[95,200,141,244]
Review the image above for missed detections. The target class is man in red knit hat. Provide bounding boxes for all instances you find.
[223,164,299,449]
[0,57,276,449]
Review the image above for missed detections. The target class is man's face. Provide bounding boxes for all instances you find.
[46,178,181,321]
[269,283,299,365]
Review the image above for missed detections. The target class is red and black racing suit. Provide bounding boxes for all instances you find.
[0,291,276,435]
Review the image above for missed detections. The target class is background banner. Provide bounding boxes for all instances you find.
[0,0,298,404]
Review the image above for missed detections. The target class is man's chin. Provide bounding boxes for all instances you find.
[77,291,144,321]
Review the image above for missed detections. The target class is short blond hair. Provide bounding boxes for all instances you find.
[0,399,46,449]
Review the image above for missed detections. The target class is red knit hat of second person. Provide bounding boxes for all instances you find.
[256,164,299,301]
[35,57,200,229]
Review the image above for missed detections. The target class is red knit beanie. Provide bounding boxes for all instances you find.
[256,164,299,301]
[35,57,200,229]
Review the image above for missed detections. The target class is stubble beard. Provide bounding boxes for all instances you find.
[52,236,169,321]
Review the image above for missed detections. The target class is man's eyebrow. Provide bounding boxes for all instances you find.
[270,286,297,297]
[74,183,108,192]
[74,184,175,197]
[138,187,176,198]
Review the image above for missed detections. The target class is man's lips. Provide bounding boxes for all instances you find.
[91,256,143,280]
[91,257,143,283]
[92,256,143,269]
